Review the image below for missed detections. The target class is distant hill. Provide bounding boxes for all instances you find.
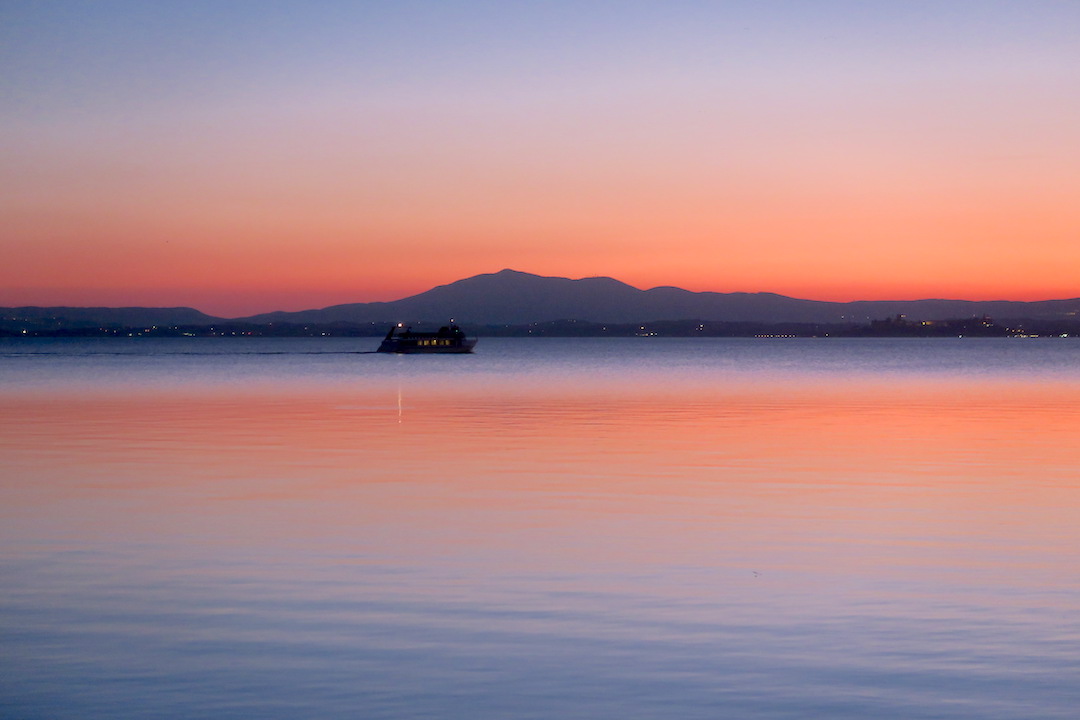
[238,269,1080,326]
[0,306,222,333]
[4,270,1079,332]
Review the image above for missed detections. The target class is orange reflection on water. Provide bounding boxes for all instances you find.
[3,376,1079,611]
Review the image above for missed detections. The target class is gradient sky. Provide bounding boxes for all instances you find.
[3,1,1079,316]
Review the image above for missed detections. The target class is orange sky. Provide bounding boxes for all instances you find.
[2,3,1078,316]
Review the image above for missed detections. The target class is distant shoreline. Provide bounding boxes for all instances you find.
[2,316,1074,339]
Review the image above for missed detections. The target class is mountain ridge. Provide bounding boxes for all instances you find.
[3,269,1079,330]
[237,269,1079,326]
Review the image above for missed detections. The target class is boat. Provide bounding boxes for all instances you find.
[377,324,477,354]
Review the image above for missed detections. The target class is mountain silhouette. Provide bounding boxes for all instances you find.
[237,269,1080,326]
[4,271,1079,331]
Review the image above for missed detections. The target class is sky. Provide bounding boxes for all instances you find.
[2,1,1079,317]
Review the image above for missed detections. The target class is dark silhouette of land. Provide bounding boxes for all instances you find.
[236,269,1080,326]
[3,269,1079,337]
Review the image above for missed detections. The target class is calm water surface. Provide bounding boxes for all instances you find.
[2,338,1079,719]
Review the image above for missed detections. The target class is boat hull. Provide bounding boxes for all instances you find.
[377,339,477,354]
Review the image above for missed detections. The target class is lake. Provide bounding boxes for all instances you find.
[2,337,1079,719]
